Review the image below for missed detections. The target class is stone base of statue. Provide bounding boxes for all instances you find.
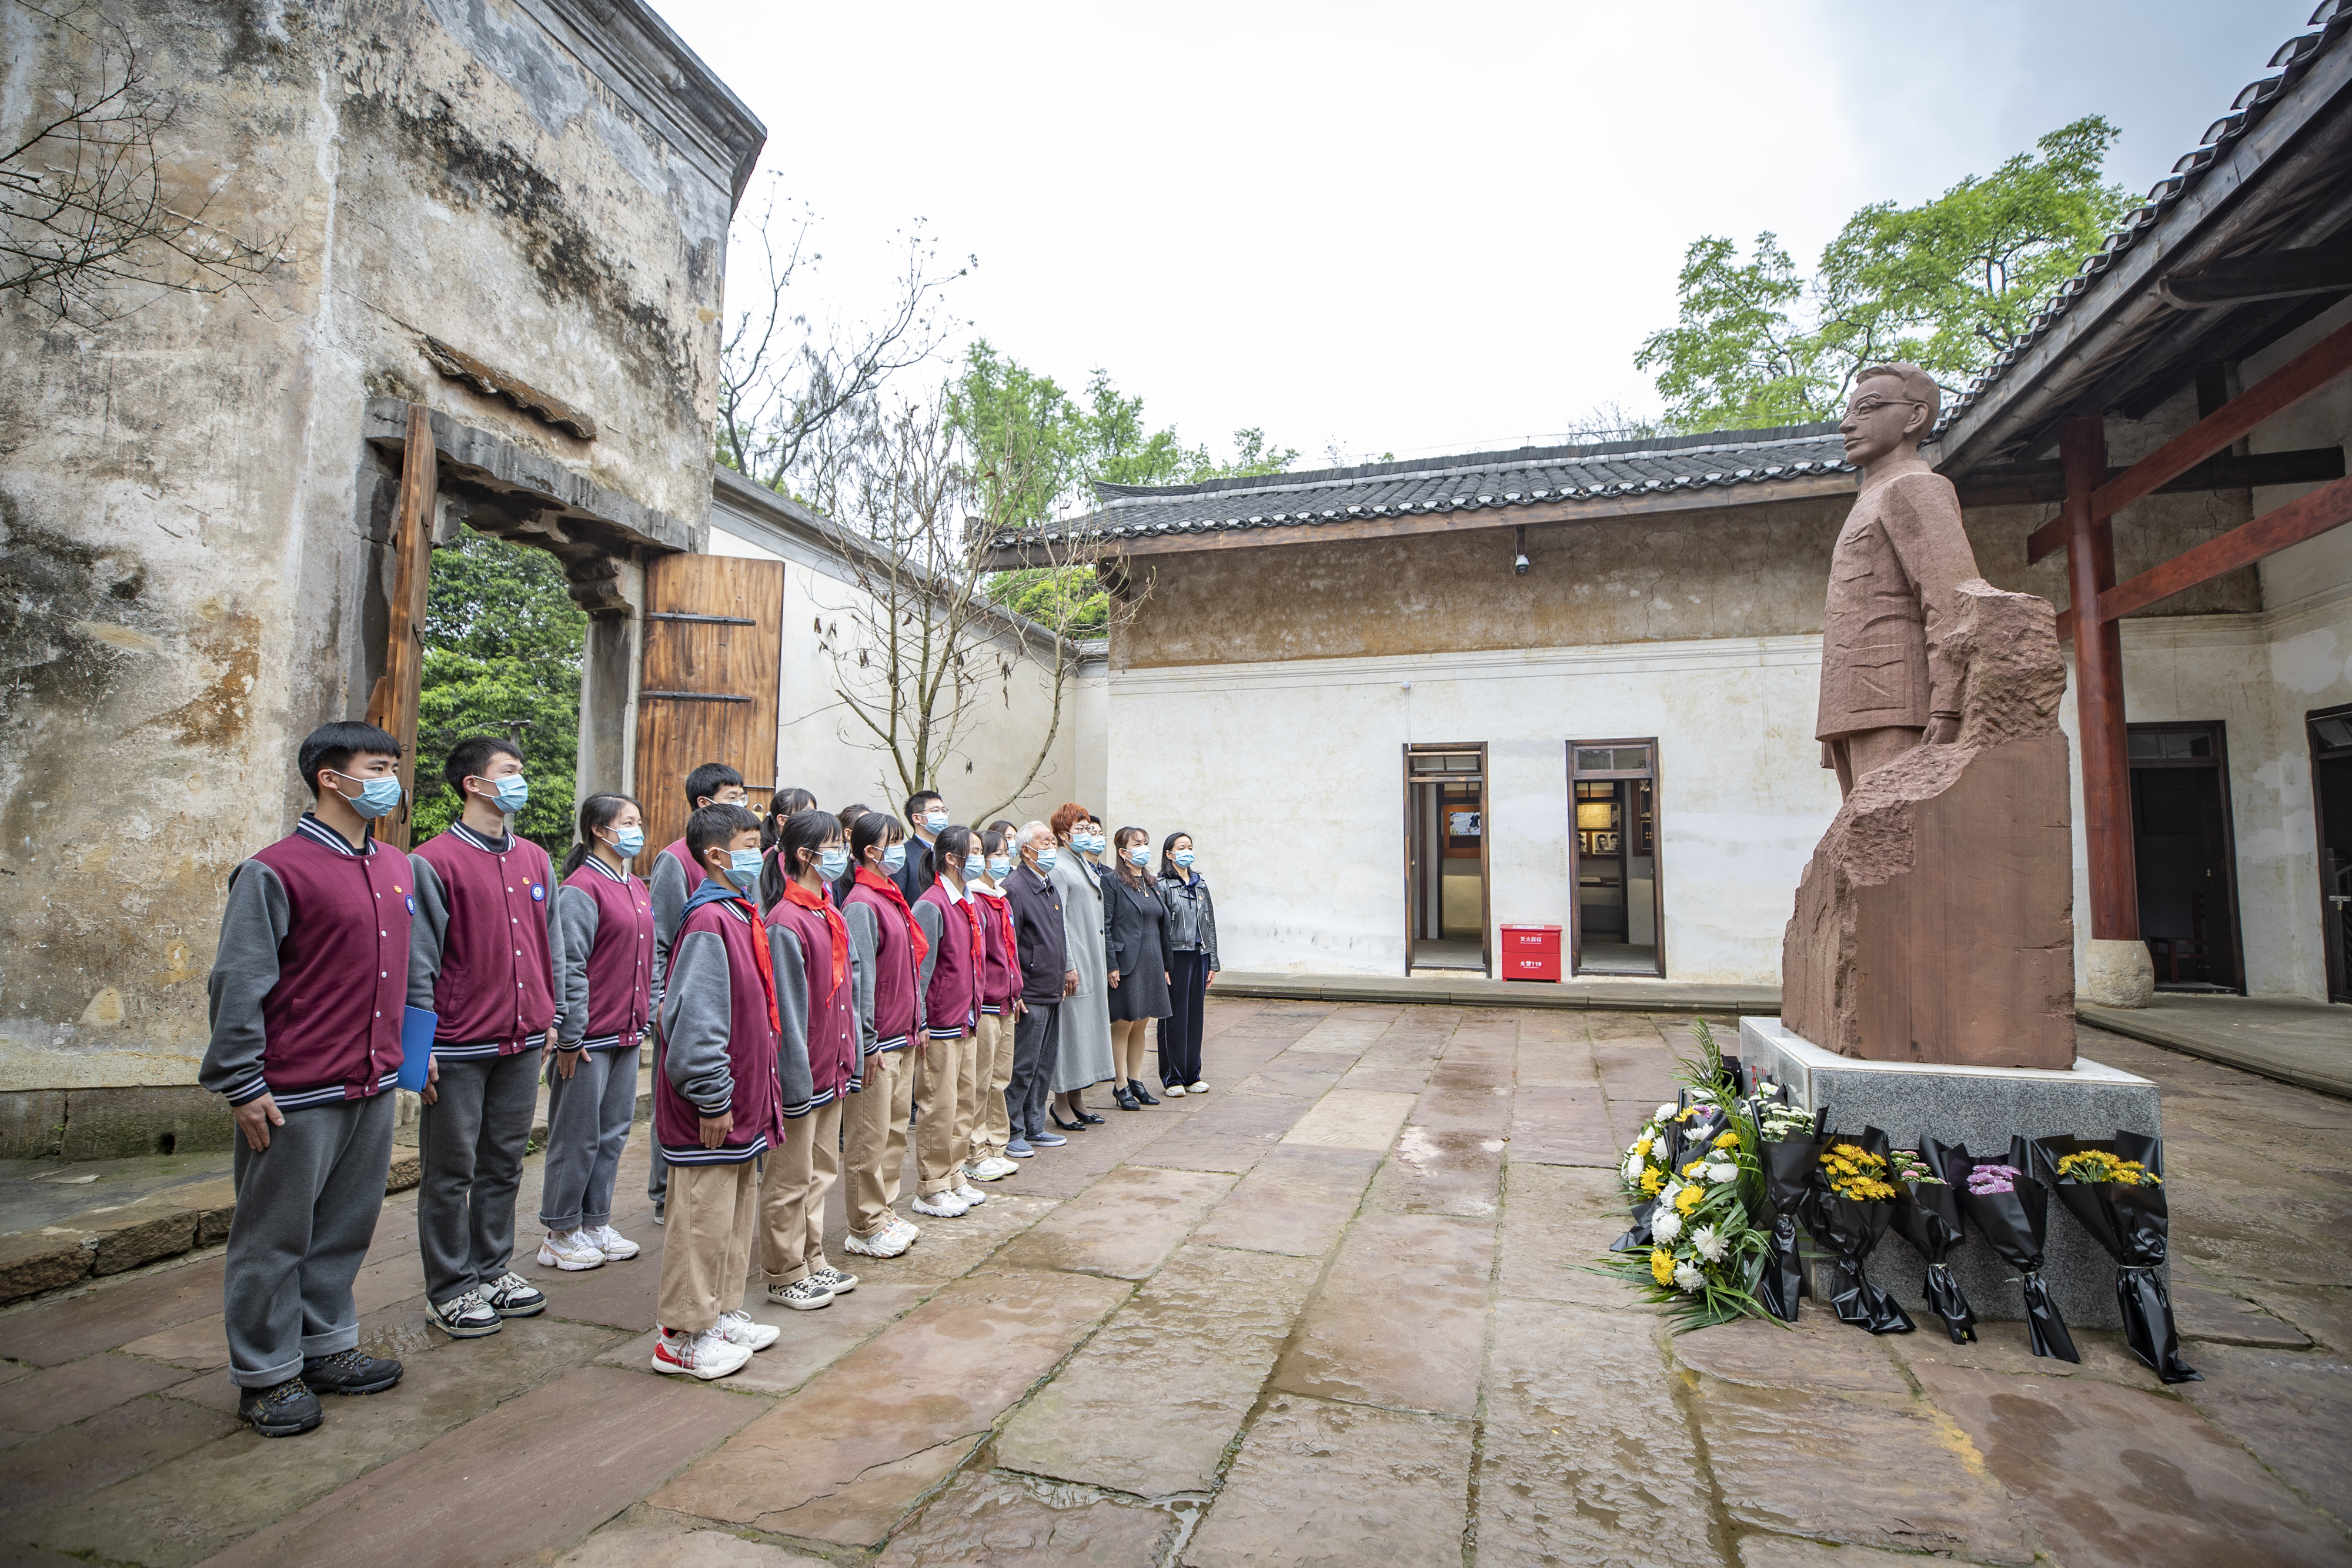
[1783,580,2076,1068]
[1740,1016,2159,1328]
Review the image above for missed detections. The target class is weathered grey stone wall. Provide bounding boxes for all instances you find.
[0,0,755,1098]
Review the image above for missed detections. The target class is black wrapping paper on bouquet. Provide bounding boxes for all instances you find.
[2030,1132,2200,1383]
[1755,1108,1826,1323]
[1808,1126,1915,1335]
[1611,1199,1656,1254]
[1955,1135,2079,1362]
[1891,1136,1977,1343]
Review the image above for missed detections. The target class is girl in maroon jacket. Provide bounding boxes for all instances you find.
[537,793,658,1273]
[841,813,926,1258]
[912,828,989,1216]
[759,809,865,1310]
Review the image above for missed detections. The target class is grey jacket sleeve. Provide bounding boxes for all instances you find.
[657,928,735,1115]
[1200,882,1220,971]
[845,902,881,1055]
[771,924,816,1117]
[845,926,868,1092]
[553,885,599,1048]
[201,860,289,1105]
[650,850,690,984]
[406,854,450,1012]
[913,900,944,1002]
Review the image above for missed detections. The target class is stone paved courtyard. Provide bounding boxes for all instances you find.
[1,997,2348,1567]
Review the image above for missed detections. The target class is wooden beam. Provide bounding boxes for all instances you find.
[364,403,437,850]
[2061,416,2137,942]
[2096,472,2352,624]
[2157,238,2352,309]
[983,468,1859,570]
[1964,446,2344,510]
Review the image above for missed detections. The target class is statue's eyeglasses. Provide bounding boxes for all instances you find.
[1847,396,1923,417]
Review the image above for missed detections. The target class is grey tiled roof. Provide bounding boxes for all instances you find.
[1033,424,1850,544]
[1938,0,2351,434]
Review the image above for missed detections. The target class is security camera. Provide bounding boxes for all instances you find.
[1513,553,1531,575]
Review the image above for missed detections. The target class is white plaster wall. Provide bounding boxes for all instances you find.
[1104,635,1844,982]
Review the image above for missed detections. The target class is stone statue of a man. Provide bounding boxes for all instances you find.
[1816,363,1984,797]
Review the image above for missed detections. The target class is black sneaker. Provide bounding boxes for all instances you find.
[302,1348,404,1395]
[238,1377,323,1437]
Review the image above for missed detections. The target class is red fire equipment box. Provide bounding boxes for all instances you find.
[1499,924,1562,981]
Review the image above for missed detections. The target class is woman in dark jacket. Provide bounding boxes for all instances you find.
[1155,831,1219,1095]
[1103,826,1174,1094]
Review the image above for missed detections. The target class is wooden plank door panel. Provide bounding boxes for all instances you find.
[634,553,783,857]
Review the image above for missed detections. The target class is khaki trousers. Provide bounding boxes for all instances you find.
[843,1047,914,1238]
[971,1011,1016,1161]
[760,1098,841,1285]
[915,1031,967,1196]
[654,1159,759,1336]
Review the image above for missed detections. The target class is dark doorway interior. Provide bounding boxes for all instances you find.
[1568,740,1662,977]
[2128,722,2244,994]
[2311,705,2352,1004]
[1405,745,1488,974]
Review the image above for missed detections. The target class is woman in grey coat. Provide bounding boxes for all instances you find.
[1104,825,1175,1099]
[1047,805,1120,1111]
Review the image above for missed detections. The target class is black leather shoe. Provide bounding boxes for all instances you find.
[1128,1081,1160,1106]
[1050,1113,1085,1132]
[1075,1108,1105,1125]
[238,1377,323,1437]
[1114,1086,1140,1111]
[303,1348,404,1395]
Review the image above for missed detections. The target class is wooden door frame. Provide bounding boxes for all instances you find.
[362,403,438,850]
[2126,719,2247,994]
[1402,743,1491,977]
[1566,738,1665,979]
[2304,701,2352,1004]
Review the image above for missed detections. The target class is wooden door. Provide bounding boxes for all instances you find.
[633,553,783,857]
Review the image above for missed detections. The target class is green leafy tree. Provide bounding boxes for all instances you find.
[1637,117,2135,432]
[413,530,586,855]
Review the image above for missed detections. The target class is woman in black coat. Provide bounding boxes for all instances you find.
[1103,825,1175,1095]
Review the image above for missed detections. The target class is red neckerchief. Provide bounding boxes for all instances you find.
[777,876,848,992]
[942,876,987,957]
[732,893,781,1037]
[977,881,1015,970]
[854,866,928,971]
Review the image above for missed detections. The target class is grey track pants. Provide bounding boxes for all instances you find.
[1007,1002,1061,1142]
[538,1044,639,1232]
[225,1091,395,1388]
[417,1049,539,1302]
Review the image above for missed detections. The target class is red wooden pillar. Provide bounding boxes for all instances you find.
[2060,414,2137,941]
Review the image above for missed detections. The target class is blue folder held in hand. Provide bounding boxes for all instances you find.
[397,1007,436,1091]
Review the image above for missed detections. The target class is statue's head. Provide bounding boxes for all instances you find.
[1840,363,1939,470]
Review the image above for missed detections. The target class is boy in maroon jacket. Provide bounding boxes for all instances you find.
[202,722,413,1437]
[407,736,559,1338]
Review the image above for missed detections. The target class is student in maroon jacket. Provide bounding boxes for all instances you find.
[407,736,560,1339]
[646,761,749,1223]
[201,721,413,1437]
[650,804,787,1380]
[759,809,864,1310]
[537,793,658,1274]
[841,813,926,1259]
[966,831,1022,1179]
[911,828,988,1216]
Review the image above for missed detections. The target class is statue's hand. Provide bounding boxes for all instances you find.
[1925,714,1960,745]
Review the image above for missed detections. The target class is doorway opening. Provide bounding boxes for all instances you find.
[2310,704,2352,1004]
[2128,721,2244,993]
[1569,740,1662,977]
[1404,744,1488,975]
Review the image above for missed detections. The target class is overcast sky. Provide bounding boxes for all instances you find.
[654,1,2314,467]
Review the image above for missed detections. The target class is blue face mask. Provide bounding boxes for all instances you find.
[1172,849,1196,868]
[609,825,645,858]
[963,854,985,880]
[924,810,949,832]
[1036,847,1059,872]
[333,772,403,820]
[818,847,850,881]
[474,774,528,815]
[987,855,1011,880]
[724,848,763,892]
[1127,846,1151,868]
[881,844,907,875]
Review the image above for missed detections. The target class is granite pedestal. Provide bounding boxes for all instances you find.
[1738,1017,2163,1331]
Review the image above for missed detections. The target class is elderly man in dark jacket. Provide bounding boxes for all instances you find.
[1001,821,1072,1155]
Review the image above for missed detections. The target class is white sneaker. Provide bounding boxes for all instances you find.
[768,1277,834,1311]
[913,1189,969,1218]
[1188,1081,1209,1094]
[1163,1084,1187,1097]
[843,1225,910,1259]
[969,1156,1017,1181]
[586,1223,640,1261]
[954,1183,987,1206]
[652,1326,751,1380]
[717,1308,782,1350]
[536,1229,606,1272]
[886,1215,921,1246]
